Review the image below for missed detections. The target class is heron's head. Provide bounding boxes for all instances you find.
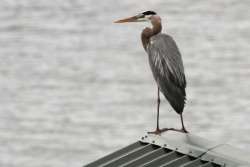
[114,11,161,24]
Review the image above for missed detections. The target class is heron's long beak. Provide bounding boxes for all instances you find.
[114,16,138,23]
[114,15,148,23]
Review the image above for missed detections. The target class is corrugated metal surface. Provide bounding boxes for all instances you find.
[84,141,221,167]
[84,132,250,167]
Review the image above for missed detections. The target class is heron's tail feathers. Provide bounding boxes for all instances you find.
[162,85,186,114]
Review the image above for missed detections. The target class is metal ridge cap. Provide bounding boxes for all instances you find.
[203,144,250,166]
[140,131,221,156]
[139,131,250,166]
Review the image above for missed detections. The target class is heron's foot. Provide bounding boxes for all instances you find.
[161,128,189,133]
[147,128,162,135]
[181,128,189,133]
[147,128,189,135]
[147,128,176,135]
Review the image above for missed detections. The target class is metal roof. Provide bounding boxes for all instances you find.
[84,132,250,167]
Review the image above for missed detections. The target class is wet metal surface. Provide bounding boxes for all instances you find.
[84,133,250,166]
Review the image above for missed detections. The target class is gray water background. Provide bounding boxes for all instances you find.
[1,0,250,166]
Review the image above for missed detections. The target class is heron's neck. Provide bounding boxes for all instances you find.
[152,21,162,35]
[141,21,162,51]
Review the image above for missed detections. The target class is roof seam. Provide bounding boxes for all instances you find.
[197,143,226,158]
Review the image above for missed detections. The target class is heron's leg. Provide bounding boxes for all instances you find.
[148,113,188,134]
[156,87,160,131]
[180,113,188,133]
[147,87,161,134]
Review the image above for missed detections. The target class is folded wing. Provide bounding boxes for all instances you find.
[147,33,186,114]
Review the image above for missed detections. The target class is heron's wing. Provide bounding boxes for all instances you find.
[147,33,186,113]
[147,33,186,89]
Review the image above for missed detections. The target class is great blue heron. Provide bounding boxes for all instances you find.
[114,11,188,134]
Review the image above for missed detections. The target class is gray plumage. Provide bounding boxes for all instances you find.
[147,33,186,114]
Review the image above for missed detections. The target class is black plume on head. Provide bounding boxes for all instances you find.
[142,11,157,15]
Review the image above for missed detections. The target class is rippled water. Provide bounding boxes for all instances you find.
[1,1,250,167]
